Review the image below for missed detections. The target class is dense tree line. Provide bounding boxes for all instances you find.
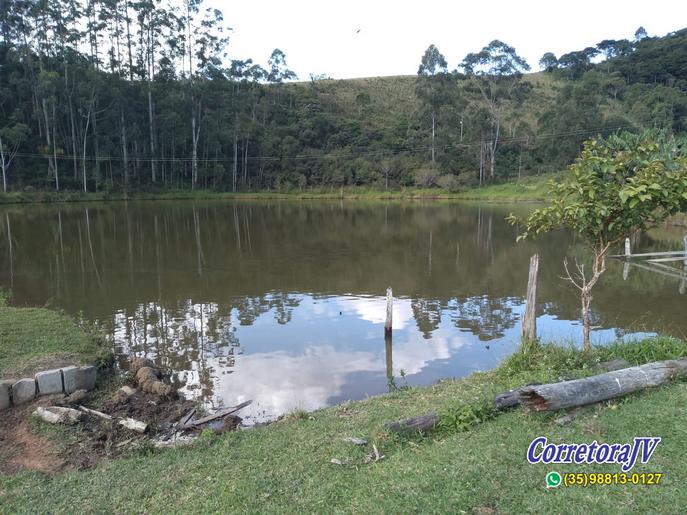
[0,1,685,193]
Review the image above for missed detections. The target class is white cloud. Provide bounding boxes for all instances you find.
[338,296,414,330]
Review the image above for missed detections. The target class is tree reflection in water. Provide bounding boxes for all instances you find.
[0,201,682,421]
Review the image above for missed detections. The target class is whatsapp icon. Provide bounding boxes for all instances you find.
[546,471,562,488]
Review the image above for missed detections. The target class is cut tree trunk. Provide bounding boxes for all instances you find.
[519,358,687,411]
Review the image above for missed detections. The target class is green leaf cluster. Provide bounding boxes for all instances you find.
[509,130,687,249]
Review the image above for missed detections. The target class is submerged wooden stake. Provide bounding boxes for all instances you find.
[179,400,252,429]
[522,254,539,341]
[385,287,393,336]
[624,237,632,258]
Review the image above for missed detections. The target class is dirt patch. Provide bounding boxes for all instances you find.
[0,404,66,474]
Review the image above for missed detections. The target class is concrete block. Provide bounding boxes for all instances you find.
[0,380,12,410]
[12,378,36,404]
[62,366,97,393]
[36,368,64,395]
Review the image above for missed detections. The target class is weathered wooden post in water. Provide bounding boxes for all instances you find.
[522,254,539,341]
[625,237,632,258]
[385,287,393,336]
[385,287,393,379]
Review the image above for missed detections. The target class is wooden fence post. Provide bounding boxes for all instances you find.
[625,238,632,258]
[385,287,393,336]
[522,254,539,341]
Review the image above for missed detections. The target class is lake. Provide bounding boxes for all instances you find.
[1,200,685,423]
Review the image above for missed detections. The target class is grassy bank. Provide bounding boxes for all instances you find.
[1,336,686,513]
[455,174,556,201]
[0,176,556,205]
[0,299,106,378]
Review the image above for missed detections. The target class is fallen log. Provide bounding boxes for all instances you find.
[493,383,542,410]
[385,412,438,434]
[597,358,631,372]
[519,358,687,411]
[180,400,252,430]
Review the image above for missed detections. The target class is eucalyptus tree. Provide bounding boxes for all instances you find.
[539,52,558,72]
[459,40,530,181]
[634,26,648,41]
[181,0,228,188]
[416,44,449,164]
[557,47,599,79]
[267,49,296,83]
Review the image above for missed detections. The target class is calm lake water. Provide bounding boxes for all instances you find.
[1,200,685,423]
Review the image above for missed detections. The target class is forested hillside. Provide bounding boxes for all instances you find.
[0,0,685,193]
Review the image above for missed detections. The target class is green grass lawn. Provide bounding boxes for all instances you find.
[1,337,686,513]
[0,304,106,378]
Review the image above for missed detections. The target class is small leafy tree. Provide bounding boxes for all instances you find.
[508,130,687,350]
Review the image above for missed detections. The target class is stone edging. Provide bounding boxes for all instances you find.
[0,366,97,410]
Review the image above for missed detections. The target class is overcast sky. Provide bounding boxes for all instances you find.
[208,0,687,80]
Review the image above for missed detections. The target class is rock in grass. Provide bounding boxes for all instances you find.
[555,407,584,426]
[344,437,368,445]
[64,389,88,405]
[33,406,83,424]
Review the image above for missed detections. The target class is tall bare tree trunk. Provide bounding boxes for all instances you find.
[121,110,129,188]
[191,100,201,188]
[82,99,93,193]
[52,104,59,191]
[148,86,156,183]
[431,109,435,164]
[232,129,238,192]
[0,137,7,193]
